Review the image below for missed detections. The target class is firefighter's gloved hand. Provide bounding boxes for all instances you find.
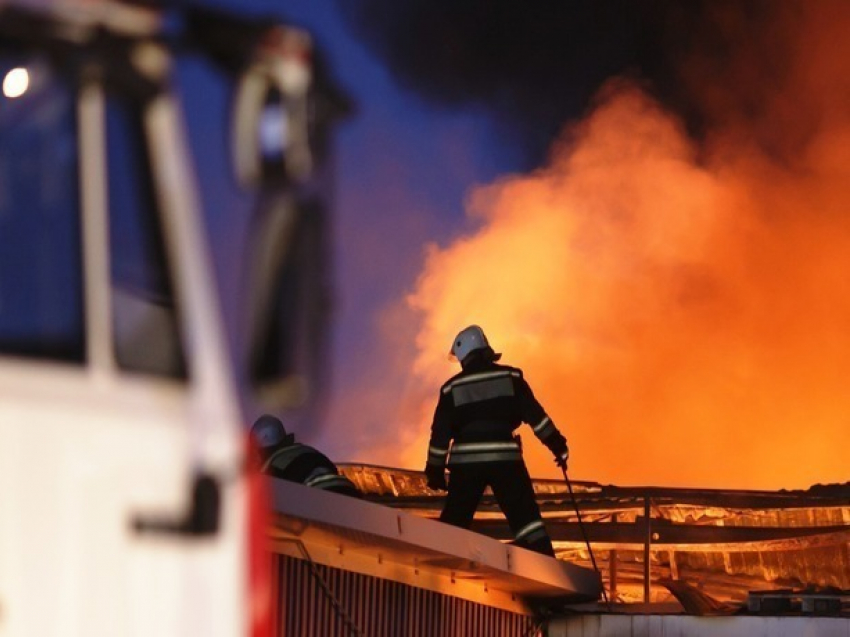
[554,452,568,471]
[425,465,448,491]
[548,436,570,471]
[551,440,569,471]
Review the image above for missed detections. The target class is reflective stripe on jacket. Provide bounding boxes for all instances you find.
[304,469,358,492]
[448,440,522,465]
[262,444,315,474]
[425,356,567,469]
[262,443,357,494]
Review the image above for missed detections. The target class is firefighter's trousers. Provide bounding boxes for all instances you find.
[440,461,555,557]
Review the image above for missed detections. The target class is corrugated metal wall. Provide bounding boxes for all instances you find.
[274,554,540,637]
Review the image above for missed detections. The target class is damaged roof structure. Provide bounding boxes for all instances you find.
[267,466,850,635]
[340,464,850,609]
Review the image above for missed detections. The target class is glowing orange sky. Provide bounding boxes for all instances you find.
[332,2,850,490]
[401,79,850,490]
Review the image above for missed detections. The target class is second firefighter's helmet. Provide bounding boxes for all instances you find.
[251,414,290,449]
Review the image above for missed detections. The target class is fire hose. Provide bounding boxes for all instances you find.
[559,463,610,607]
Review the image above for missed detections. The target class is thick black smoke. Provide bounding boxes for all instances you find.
[335,0,799,167]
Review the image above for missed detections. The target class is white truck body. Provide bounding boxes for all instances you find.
[0,1,324,634]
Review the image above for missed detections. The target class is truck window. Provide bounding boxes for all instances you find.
[0,58,85,362]
[107,99,187,379]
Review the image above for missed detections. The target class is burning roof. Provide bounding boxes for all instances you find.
[340,464,850,606]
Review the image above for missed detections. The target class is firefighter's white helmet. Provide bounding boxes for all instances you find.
[449,325,501,364]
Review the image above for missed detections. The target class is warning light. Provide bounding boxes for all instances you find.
[3,67,29,98]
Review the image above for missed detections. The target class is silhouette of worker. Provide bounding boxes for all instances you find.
[424,325,569,557]
[251,414,360,497]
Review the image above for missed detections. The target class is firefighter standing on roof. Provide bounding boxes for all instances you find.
[424,325,569,557]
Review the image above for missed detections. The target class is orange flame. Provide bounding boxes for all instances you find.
[332,2,850,490]
[401,73,850,489]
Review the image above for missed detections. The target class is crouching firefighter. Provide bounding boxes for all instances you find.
[251,414,361,497]
[424,325,569,557]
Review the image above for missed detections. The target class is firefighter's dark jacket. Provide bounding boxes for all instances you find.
[426,353,568,471]
[261,442,359,496]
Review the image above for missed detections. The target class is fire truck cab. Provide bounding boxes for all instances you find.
[0,1,336,635]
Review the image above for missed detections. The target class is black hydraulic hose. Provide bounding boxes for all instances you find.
[278,538,365,637]
[560,466,610,608]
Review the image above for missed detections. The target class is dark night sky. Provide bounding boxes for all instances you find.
[184,0,805,463]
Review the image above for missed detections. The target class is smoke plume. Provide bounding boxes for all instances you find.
[337,1,850,489]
